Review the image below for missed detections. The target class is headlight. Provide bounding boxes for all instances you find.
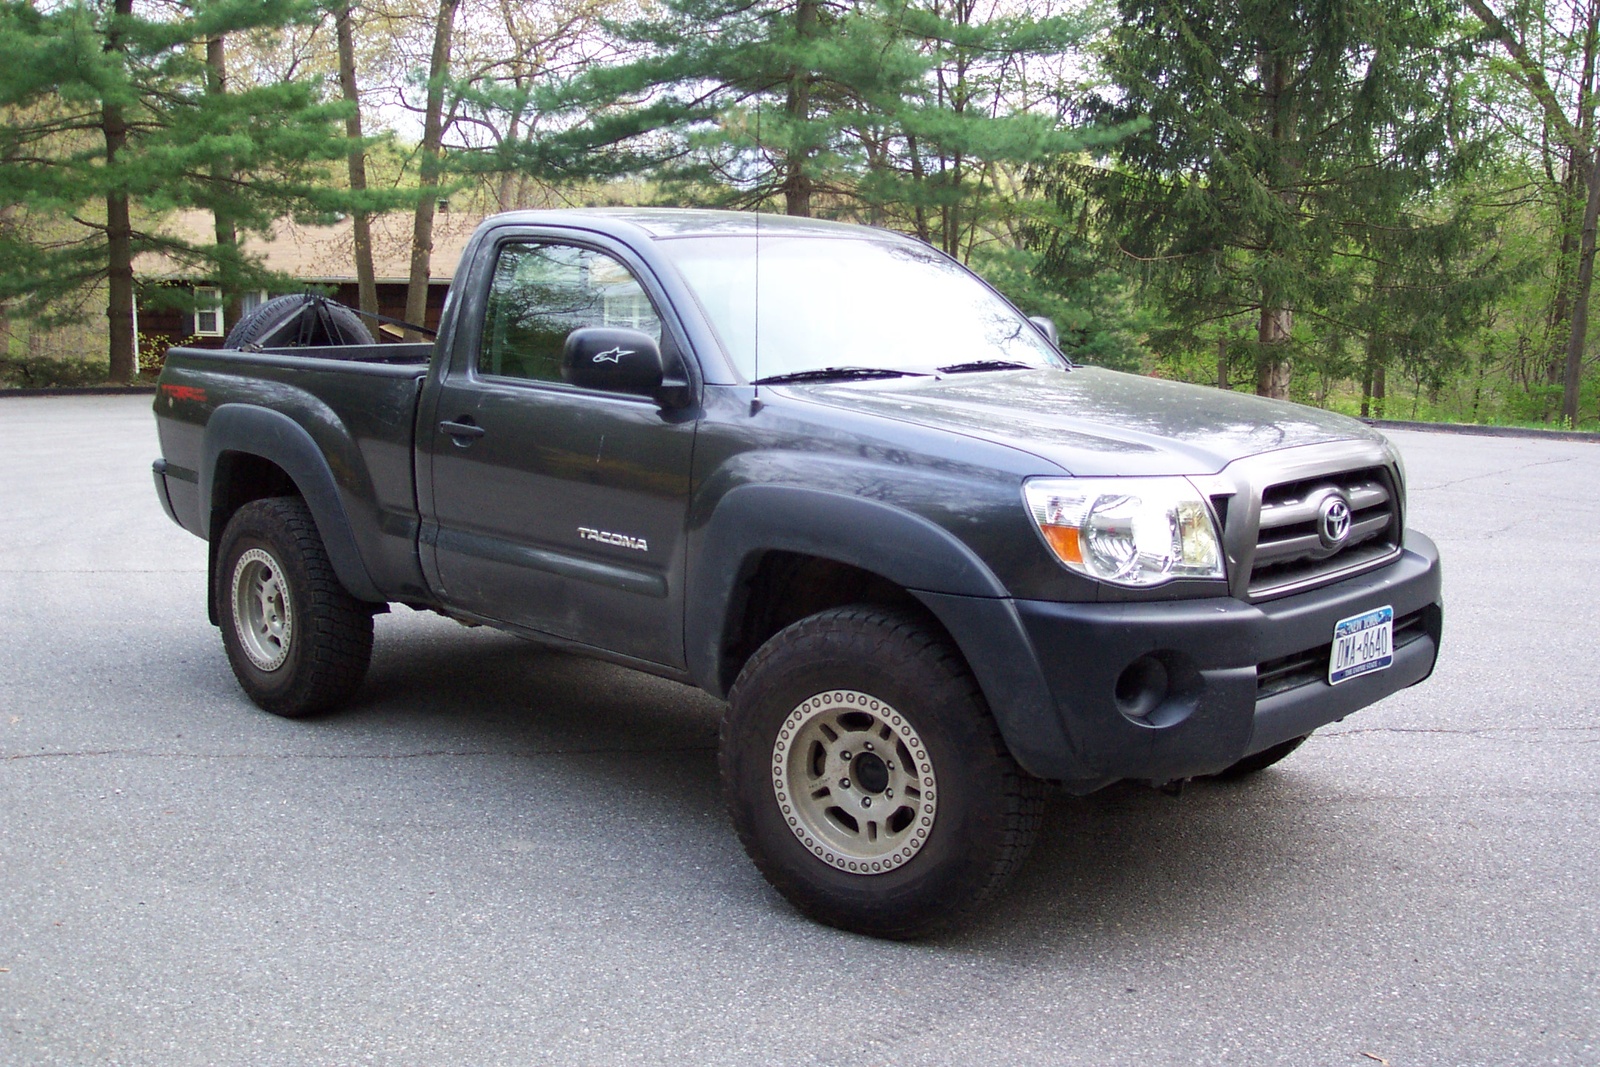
[1023,476,1225,587]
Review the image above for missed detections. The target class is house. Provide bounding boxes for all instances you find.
[132,208,485,349]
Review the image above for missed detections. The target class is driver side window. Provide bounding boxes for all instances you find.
[480,242,663,383]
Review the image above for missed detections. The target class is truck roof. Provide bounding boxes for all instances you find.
[485,207,910,242]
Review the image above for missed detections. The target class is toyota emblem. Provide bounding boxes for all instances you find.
[1317,494,1353,549]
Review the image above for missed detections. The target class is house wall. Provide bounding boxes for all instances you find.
[138,281,452,353]
[327,282,451,340]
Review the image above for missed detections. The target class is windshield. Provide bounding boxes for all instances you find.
[656,234,1063,381]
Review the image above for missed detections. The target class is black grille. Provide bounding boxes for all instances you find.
[1248,466,1401,599]
[1256,608,1429,699]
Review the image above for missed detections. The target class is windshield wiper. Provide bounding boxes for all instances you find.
[936,359,1035,374]
[753,366,931,385]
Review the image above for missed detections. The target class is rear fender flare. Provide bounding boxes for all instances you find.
[201,404,383,611]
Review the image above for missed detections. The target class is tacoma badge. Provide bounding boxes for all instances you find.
[578,526,649,551]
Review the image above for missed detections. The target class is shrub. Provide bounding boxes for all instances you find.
[0,352,113,389]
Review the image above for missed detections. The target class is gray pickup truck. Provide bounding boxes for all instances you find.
[151,208,1442,937]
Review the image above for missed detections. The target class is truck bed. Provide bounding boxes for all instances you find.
[153,343,433,603]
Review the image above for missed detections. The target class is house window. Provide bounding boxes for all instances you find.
[194,286,224,337]
[240,290,270,316]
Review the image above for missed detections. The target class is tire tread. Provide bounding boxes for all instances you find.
[218,496,373,717]
[722,605,1044,938]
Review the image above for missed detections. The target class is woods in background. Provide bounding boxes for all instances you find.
[1,0,1597,428]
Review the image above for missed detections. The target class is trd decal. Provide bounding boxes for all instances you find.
[578,526,649,551]
[161,384,208,403]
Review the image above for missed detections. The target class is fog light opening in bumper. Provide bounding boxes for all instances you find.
[1115,656,1168,721]
[1114,651,1203,727]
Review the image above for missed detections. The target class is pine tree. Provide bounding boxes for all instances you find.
[0,0,367,381]
[1057,0,1495,398]
[483,0,916,216]
[483,0,1113,245]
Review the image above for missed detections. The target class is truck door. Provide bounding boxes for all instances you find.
[422,234,696,669]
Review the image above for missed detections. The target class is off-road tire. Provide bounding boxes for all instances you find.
[224,294,374,350]
[1211,735,1308,779]
[215,497,374,717]
[721,606,1045,939]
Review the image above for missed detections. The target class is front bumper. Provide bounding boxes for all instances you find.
[920,532,1441,786]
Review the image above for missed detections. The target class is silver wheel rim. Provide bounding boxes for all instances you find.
[771,689,937,875]
[231,548,292,672]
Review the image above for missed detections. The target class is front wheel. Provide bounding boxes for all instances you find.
[215,497,374,717]
[1210,735,1308,779]
[721,607,1043,938]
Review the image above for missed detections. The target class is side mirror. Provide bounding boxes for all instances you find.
[1028,316,1059,348]
[562,327,665,397]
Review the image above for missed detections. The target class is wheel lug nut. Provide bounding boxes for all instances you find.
[886,788,894,798]
[887,761,895,771]
[864,742,874,751]
[862,797,872,808]
[841,751,852,762]
[840,778,851,790]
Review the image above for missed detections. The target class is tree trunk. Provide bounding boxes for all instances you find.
[1561,147,1600,426]
[1217,333,1229,390]
[781,0,818,217]
[1373,363,1387,419]
[496,113,522,211]
[1548,155,1578,387]
[103,0,136,383]
[906,133,930,243]
[1254,48,1295,401]
[206,34,243,334]
[1256,304,1292,398]
[336,2,379,321]
[404,0,461,339]
[942,13,972,259]
[0,204,11,357]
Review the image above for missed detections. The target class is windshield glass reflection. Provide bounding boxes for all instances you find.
[658,235,1063,381]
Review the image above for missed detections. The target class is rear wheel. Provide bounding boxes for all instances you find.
[215,497,374,717]
[721,606,1043,938]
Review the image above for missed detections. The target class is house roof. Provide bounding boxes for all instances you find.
[134,209,485,284]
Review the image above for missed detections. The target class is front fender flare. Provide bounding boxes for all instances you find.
[686,485,1089,781]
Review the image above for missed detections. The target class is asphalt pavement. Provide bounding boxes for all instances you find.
[1,395,1595,1066]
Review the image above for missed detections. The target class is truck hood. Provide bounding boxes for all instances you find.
[791,366,1385,476]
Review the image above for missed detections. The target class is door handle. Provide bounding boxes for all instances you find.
[438,418,486,444]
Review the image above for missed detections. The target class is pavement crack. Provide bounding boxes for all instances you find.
[1414,455,1577,491]
[1323,725,1599,744]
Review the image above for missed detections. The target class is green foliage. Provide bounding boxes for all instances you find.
[0,350,110,388]
[137,330,195,375]
[1034,0,1508,396]
[475,0,1123,252]
[975,223,1152,370]
[0,0,1591,422]
[0,0,391,376]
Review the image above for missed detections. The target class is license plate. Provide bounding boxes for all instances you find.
[1329,605,1394,685]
